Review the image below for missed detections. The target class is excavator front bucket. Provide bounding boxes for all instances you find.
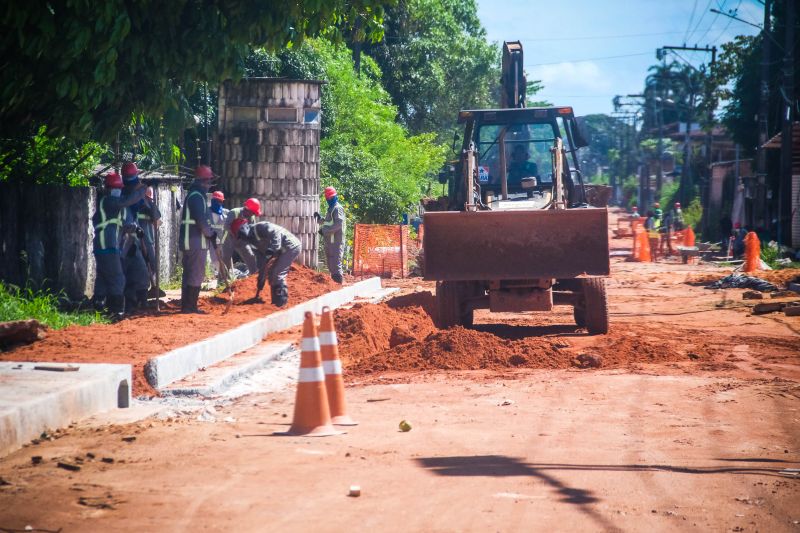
[423,208,610,281]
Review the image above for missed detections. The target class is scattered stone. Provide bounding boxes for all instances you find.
[499,399,514,406]
[57,461,81,472]
[86,452,96,459]
[223,416,236,423]
[752,302,785,315]
[770,290,794,298]
[0,477,10,486]
[348,485,361,497]
[0,319,47,349]
[101,458,114,464]
[121,436,136,442]
[742,290,763,300]
[575,353,603,369]
[784,302,800,317]
[399,420,412,432]
[31,456,43,465]
[388,326,416,348]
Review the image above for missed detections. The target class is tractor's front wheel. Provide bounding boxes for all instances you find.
[436,281,461,329]
[581,278,609,334]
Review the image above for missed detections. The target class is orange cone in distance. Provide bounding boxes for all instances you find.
[287,312,340,437]
[638,230,652,262]
[319,306,357,426]
[743,231,761,273]
[684,226,696,247]
[631,227,639,259]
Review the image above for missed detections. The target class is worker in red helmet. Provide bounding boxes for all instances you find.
[178,165,217,313]
[223,197,260,274]
[314,186,345,283]
[118,161,153,311]
[208,190,232,285]
[91,170,146,321]
[630,205,640,219]
[230,218,300,307]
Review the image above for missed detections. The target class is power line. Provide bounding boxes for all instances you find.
[686,0,716,42]
[516,29,714,42]
[684,0,700,42]
[709,0,743,44]
[525,52,651,67]
[694,0,731,44]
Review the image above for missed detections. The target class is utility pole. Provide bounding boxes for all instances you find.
[778,0,795,247]
[757,0,772,182]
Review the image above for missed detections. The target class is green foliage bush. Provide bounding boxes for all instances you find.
[0,282,107,329]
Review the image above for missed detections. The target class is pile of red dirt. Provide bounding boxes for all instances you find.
[335,291,437,361]
[1,264,337,397]
[340,294,717,376]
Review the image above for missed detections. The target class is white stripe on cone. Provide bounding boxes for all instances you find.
[319,331,338,346]
[298,366,325,383]
[322,360,342,375]
[301,337,320,352]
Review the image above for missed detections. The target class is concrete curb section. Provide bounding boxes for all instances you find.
[145,277,382,390]
[161,342,295,397]
[0,362,131,457]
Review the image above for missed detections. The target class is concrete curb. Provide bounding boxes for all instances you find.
[144,277,382,390]
[0,362,131,457]
[161,342,295,397]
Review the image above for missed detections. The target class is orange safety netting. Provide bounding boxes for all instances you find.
[352,224,409,278]
[743,231,761,272]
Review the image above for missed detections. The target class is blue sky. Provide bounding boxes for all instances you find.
[476,0,763,116]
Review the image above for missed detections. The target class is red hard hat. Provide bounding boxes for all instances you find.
[243,197,261,216]
[734,222,741,229]
[212,191,225,202]
[324,186,337,200]
[195,165,214,180]
[674,202,681,208]
[121,162,139,177]
[104,171,123,189]
[231,218,248,237]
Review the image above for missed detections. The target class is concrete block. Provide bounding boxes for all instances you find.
[161,342,294,397]
[787,282,800,294]
[145,277,383,390]
[0,362,131,457]
[784,302,800,317]
[752,302,785,315]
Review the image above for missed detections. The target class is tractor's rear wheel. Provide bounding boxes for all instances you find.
[581,278,609,334]
[436,281,461,329]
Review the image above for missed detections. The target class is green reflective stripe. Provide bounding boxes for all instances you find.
[95,197,122,249]
[137,213,152,221]
[181,191,207,250]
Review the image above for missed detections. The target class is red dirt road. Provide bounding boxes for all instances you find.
[0,209,798,531]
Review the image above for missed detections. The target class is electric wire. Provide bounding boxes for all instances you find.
[525,51,651,67]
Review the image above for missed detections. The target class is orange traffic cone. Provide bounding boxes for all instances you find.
[639,230,652,262]
[631,227,639,259]
[319,307,357,426]
[743,231,761,272]
[684,226,696,247]
[286,312,341,437]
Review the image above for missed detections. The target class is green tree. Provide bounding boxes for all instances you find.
[361,0,500,143]
[0,0,390,142]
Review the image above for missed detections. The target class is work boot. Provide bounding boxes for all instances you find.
[180,285,189,313]
[107,295,125,323]
[331,272,343,284]
[136,289,149,309]
[182,286,207,314]
[270,284,289,307]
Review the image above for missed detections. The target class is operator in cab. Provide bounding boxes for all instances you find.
[506,144,539,187]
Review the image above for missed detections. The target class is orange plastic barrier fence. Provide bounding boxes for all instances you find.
[743,231,761,272]
[352,224,409,278]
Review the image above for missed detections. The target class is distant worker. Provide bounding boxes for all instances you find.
[651,202,662,230]
[506,144,539,186]
[732,222,747,258]
[224,197,260,274]
[230,219,301,307]
[208,190,232,285]
[315,186,345,283]
[630,205,640,218]
[137,186,162,298]
[659,210,674,256]
[92,170,145,321]
[120,162,152,311]
[179,165,217,313]
[672,202,685,231]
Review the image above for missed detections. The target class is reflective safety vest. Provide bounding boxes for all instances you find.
[95,197,124,250]
[181,190,208,250]
[210,212,228,244]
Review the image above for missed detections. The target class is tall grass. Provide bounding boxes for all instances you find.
[0,282,107,329]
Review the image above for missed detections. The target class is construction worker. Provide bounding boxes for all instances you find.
[315,186,345,284]
[506,144,539,186]
[630,205,640,218]
[230,218,300,307]
[208,190,232,285]
[92,171,146,321]
[138,186,162,298]
[179,165,217,313]
[224,197,260,274]
[120,162,151,311]
[652,202,663,230]
[659,210,674,257]
[672,202,685,231]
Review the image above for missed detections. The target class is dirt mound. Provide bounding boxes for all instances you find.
[336,296,437,361]
[1,264,337,397]
[687,268,800,288]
